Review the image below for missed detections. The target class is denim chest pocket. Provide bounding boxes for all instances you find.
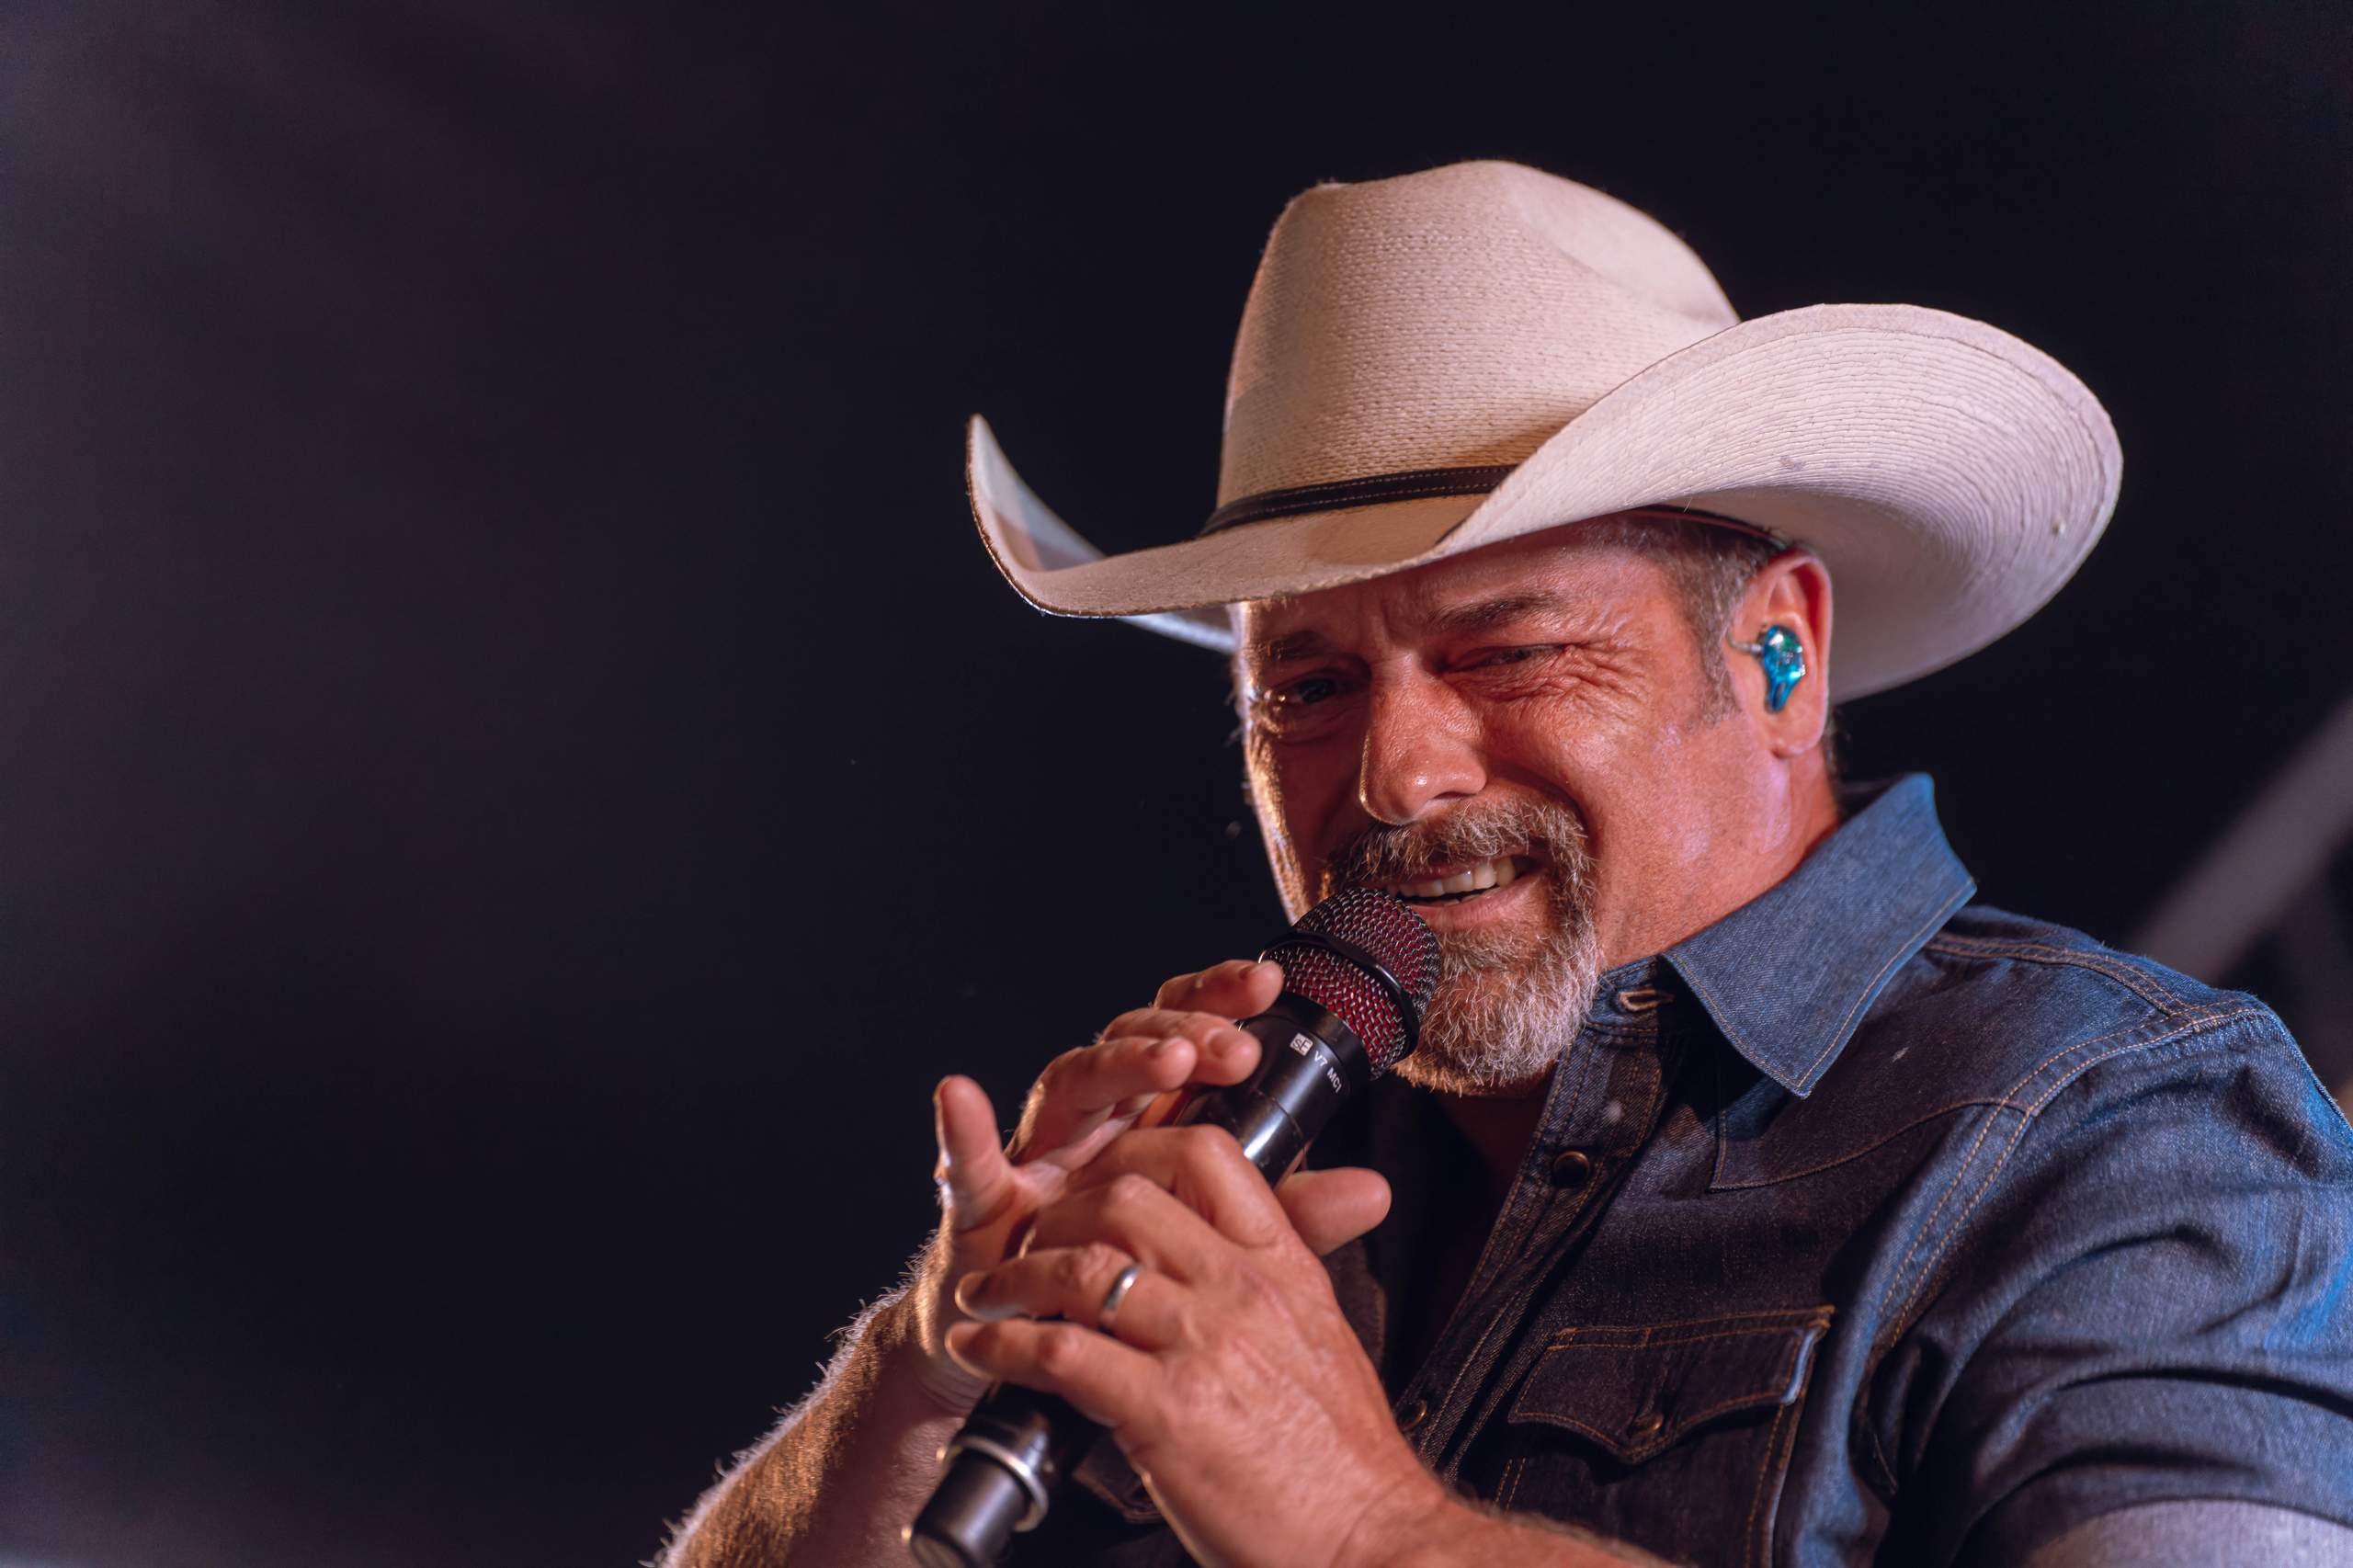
[1492,1307,1832,1568]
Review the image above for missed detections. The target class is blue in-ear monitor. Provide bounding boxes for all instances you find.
[1733,625,1806,712]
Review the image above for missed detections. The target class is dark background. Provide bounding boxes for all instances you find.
[1,4,2347,1565]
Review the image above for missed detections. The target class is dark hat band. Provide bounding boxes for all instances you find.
[1199,463,1783,546]
[1199,465,1517,535]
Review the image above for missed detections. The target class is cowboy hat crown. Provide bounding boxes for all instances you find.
[967,159,2121,699]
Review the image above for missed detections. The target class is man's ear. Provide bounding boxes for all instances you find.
[1724,550,1832,758]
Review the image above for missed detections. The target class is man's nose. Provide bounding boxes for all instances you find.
[1357,673,1485,825]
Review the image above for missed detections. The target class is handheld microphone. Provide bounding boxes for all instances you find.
[906,888,1441,1568]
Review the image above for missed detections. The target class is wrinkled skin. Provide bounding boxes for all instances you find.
[939,527,1839,1567]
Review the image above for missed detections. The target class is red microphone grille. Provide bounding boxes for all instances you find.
[1263,888,1442,1074]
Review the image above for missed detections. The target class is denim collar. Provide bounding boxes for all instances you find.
[1660,775,1975,1098]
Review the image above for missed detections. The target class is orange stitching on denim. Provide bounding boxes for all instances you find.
[1923,934,2186,1014]
[1513,1317,1828,1513]
[2018,1011,2258,1115]
[1524,1327,1816,1544]
[1518,1376,1798,1463]
[1999,1005,2246,1110]
[1676,1380,1804,1430]
[1520,1322,1830,1457]
[1746,1376,1812,1568]
[1902,1012,2264,1324]
[1709,1103,2005,1190]
[1943,937,2179,1009]
[1549,1306,1831,1346]
[1883,1010,2266,1338]
[1544,1325,1814,1354]
[1872,1014,2161,1324]
[1874,1099,2016,1326]
[1995,1011,2209,1107]
[1869,1006,2229,1325]
[1885,1108,2052,1335]
[1517,1412,1629,1450]
[1495,1454,1527,1511]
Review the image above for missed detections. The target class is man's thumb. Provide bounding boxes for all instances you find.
[1275,1166,1392,1255]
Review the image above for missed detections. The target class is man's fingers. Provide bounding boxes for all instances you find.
[1008,962,1285,1165]
[1059,1124,1291,1247]
[953,1244,1192,1350]
[1093,1007,1263,1085]
[1017,1008,1267,1160]
[1051,1131,1389,1255]
[1275,1166,1393,1256]
[1015,1034,1200,1158]
[942,1318,1160,1433]
[1024,1169,1229,1281]
[935,1075,1020,1238]
[1152,957,1285,1017]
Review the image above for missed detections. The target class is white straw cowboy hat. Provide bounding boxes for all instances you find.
[966,159,2121,699]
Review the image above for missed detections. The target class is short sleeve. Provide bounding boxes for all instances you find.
[1872,1009,2353,1565]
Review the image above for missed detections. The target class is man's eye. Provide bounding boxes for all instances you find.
[1469,645,1557,669]
[1252,673,1358,737]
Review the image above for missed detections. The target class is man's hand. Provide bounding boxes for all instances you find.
[942,1123,1447,1568]
[903,958,1290,1416]
[665,961,1650,1568]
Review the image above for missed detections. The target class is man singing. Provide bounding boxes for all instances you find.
[662,162,2353,1565]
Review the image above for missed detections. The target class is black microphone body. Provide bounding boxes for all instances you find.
[905,992,1385,1568]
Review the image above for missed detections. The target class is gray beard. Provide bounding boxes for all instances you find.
[1320,797,1602,1097]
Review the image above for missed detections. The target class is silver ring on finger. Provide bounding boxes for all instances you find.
[1097,1261,1145,1339]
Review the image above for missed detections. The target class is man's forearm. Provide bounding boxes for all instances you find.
[660,1288,960,1568]
[658,1285,1674,1568]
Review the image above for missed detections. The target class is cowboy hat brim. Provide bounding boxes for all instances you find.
[967,301,2121,701]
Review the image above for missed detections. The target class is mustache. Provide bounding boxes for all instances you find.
[1323,795,1595,890]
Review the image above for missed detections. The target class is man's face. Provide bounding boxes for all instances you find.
[1236,528,1788,1096]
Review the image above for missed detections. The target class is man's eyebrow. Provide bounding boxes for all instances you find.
[1427,590,1577,636]
[1246,592,1584,665]
[1246,629,1336,666]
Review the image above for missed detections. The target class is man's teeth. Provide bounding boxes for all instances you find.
[1386,857,1522,901]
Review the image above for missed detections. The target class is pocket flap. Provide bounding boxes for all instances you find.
[1506,1307,1832,1465]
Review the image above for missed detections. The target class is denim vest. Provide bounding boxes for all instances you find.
[1030,777,2353,1566]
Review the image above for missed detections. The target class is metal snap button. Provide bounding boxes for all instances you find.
[1628,1409,1665,1438]
[1549,1149,1594,1188]
[1399,1397,1429,1434]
